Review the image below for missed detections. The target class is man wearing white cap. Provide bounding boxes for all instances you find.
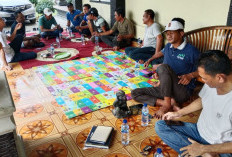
[38,8,63,39]
[131,18,200,119]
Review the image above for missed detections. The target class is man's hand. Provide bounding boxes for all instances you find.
[180,139,206,157]
[73,15,78,20]
[15,23,22,30]
[74,12,84,20]
[178,73,193,85]
[93,32,100,36]
[162,111,181,120]
[152,64,160,71]
[117,35,123,41]
[144,60,151,68]
[2,64,12,71]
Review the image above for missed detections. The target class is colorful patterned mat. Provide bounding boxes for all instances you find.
[33,51,155,118]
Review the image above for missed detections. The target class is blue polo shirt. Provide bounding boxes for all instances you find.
[161,41,200,90]
[66,10,82,26]
[83,14,88,22]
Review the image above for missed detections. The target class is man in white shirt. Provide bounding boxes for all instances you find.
[125,9,163,65]
[155,50,232,157]
[0,17,36,71]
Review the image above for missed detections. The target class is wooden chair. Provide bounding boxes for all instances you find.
[185,26,232,60]
[185,26,232,82]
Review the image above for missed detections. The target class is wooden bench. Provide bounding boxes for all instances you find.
[185,26,232,59]
[185,26,232,82]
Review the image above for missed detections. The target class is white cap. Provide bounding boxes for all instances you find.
[163,20,184,32]
[44,8,53,16]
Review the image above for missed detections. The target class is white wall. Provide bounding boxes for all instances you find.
[126,0,231,38]
[82,0,111,25]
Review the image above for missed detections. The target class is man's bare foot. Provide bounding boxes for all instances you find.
[154,107,170,119]
[113,46,120,51]
[152,64,161,71]
[152,80,160,87]
[138,60,144,64]
[171,98,181,111]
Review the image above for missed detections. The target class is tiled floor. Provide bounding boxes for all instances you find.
[4,62,201,157]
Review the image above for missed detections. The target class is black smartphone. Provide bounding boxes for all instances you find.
[129,104,143,115]
[146,72,153,77]
[165,120,184,126]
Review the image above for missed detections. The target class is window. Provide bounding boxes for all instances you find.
[90,0,110,4]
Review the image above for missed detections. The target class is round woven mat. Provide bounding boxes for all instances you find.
[36,48,79,61]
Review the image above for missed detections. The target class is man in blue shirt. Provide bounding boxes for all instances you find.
[66,3,83,32]
[131,18,200,119]
[75,4,91,36]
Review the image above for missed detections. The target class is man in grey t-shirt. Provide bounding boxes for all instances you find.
[125,9,163,65]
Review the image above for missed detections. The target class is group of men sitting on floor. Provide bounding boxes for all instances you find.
[0,2,232,157]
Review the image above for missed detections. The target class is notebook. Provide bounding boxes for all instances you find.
[84,125,114,149]
[90,126,113,144]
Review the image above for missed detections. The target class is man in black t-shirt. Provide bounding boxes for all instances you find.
[11,11,44,48]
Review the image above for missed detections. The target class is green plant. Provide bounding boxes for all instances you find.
[66,0,72,3]
[36,0,54,14]
[29,0,38,6]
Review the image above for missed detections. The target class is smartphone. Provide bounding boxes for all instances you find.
[164,120,184,126]
[129,104,143,115]
[146,72,153,77]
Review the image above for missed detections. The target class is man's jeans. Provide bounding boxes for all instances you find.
[125,46,163,64]
[10,35,37,62]
[155,120,232,157]
[40,28,63,38]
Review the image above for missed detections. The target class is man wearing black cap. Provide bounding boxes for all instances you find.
[96,8,134,51]
[66,2,83,32]
[86,7,109,42]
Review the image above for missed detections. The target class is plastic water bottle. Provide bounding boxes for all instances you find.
[69,27,73,38]
[121,119,129,145]
[50,44,55,55]
[59,32,63,41]
[81,34,85,45]
[56,36,60,48]
[95,36,99,46]
[134,61,140,75]
[137,38,142,47]
[95,36,99,53]
[141,103,149,126]
[154,148,164,157]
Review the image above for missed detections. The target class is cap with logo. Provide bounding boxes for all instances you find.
[163,20,184,33]
[86,7,98,16]
[44,8,53,16]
